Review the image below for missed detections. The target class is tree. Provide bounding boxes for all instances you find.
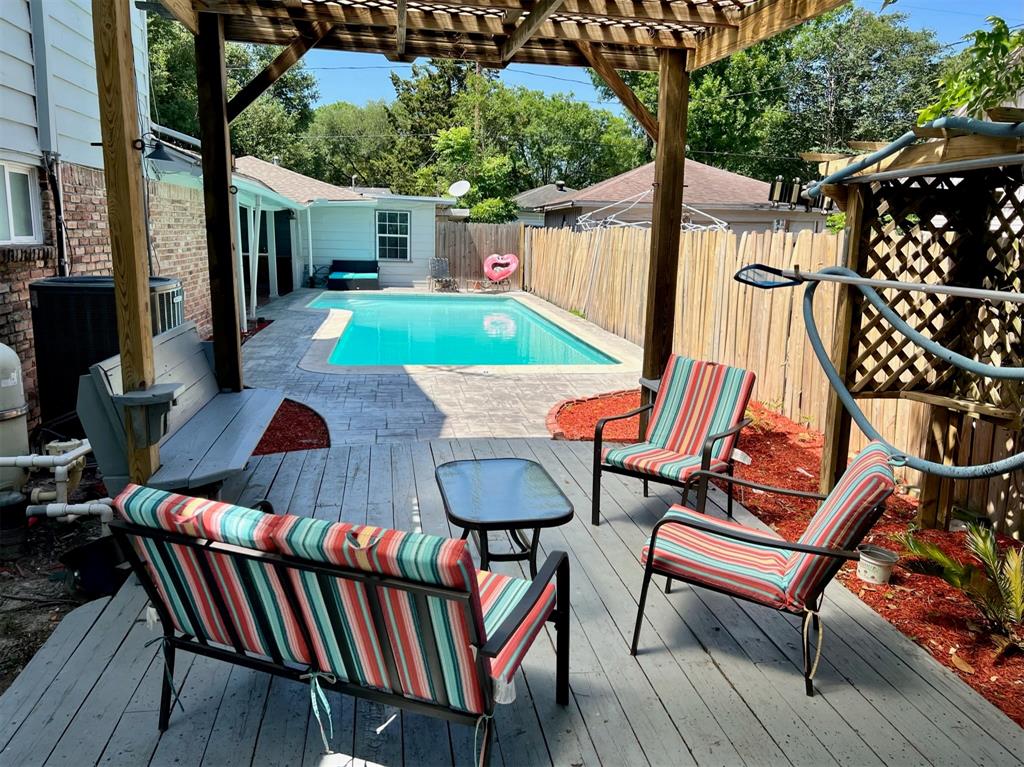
[788,8,942,150]
[291,101,401,188]
[588,8,944,180]
[918,17,1024,122]
[147,15,318,159]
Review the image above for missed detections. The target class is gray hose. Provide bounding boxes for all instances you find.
[802,269,1024,479]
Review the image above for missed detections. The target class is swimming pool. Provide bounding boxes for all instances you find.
[308,294,618,366]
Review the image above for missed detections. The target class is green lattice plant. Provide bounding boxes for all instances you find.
[896,524,1024,659]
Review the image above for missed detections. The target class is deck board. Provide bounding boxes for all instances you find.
[2,439,1021,767]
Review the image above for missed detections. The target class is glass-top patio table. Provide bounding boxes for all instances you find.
[434,458,574,577]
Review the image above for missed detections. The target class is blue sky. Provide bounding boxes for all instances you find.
[304,1,1023,111]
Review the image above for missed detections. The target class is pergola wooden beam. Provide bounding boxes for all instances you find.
[216,5,693,51]
[193,0,738,30]
[396,0,408,56]
[157,0,198,34]
[576,41,658,142]
[92,0,160,482]
[690,0,846,70]
[502,0,566,62]
[226,20,332,122]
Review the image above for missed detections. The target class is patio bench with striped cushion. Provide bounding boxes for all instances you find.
[109,484,569,764]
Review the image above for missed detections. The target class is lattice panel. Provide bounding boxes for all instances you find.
[847,165,1024,422]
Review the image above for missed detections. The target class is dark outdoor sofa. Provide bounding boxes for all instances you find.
[327,259,380,290]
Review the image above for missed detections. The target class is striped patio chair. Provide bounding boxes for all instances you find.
[592,355,755,525]
[109,484,570,764]
[630,441,895,696]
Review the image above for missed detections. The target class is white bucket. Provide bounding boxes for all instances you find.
[856,545,899,585]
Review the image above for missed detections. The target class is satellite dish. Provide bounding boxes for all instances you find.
[447,179,471,199]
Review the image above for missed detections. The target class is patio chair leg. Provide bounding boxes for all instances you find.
[643,479,649,498]
[726,464,735,519]
[631,566,655,656]
[681,483,689,509]
[555,559,570,706]
[591,463,602,526]
[664,577,673,594]
[801,611,816,698]
[158,639,176,731]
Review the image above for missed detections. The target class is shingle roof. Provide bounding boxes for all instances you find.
[542,160,770,209]
[234,156,366,203]
[514,183,578,210]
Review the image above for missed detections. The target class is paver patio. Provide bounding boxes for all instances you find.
[242,290,641,443]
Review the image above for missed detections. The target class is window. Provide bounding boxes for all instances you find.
[376,210,410,260]
[0,162,42,245]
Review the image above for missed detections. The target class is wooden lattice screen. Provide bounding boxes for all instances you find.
[826,161,1024,530]
[848,166,1024,423]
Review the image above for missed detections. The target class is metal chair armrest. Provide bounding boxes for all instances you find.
[689,469,829,501]
[481,551,568,658]
[639,376,661,394]
[700,418,752,470]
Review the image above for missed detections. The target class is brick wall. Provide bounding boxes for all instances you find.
[0,161,212,427]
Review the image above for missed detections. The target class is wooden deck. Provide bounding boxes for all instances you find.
[2,439,1022,767]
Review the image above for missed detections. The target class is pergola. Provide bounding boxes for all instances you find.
[91,0,842,482]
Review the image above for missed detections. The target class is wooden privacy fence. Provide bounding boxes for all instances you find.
[526,226,1022,536]
[435,222,525,290]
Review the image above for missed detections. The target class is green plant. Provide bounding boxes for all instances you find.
[569,308,586,319]
[825,212,846,233]
[918,17,1024,123]
[896,524,1024,658]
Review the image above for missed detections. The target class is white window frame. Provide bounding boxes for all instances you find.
[0,162,43,246]
[375,209,411,261]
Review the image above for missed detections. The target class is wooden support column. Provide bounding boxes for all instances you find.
[92,0,159,482]
[248,199,263,320]
[641,49,689,427]
[819,185,867,494]
[267,211,279,298]
[195,12,243,391]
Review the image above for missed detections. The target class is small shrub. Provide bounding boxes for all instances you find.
[896,524,1024,659]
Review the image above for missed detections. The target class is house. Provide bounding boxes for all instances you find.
[540,160,826,234]
[0,0,216,425]
[513,181,577,226]
[233,157,449,290]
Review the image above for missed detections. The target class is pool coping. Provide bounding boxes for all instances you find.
[295,289,642,375]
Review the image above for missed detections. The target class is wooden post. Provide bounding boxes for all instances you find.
[919,408,959,529]
[92,0,159,482]
[267,210,279,298]
[235,199,248,329]
[641,49,689,427]
[248,199,262,320]
[819,185,867,493]
[195,12,243,391]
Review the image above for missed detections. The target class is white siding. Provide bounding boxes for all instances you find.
[294,200,436,288]
[0,1,41,163]
[36,0,150,169]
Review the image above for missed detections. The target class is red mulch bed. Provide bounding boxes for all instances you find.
[551,391,1024,725]
[241,318,272,344]
[254,399,330,455]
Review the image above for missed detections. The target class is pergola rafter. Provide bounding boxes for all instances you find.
[95,0,841,482]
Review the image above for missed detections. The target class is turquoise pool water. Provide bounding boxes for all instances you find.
[309,294,617,366]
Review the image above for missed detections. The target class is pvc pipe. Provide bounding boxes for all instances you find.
[806,117,1024,198]
[27,500,113,523]
[0,441,91,469]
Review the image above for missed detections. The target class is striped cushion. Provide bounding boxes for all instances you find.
[783,442,894,605]
[642,506,790,609]
[273,515,476,591]
[602,443,727,482]
[477,570,556,683]
[647,356,755,460]
[114,484,280,551]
